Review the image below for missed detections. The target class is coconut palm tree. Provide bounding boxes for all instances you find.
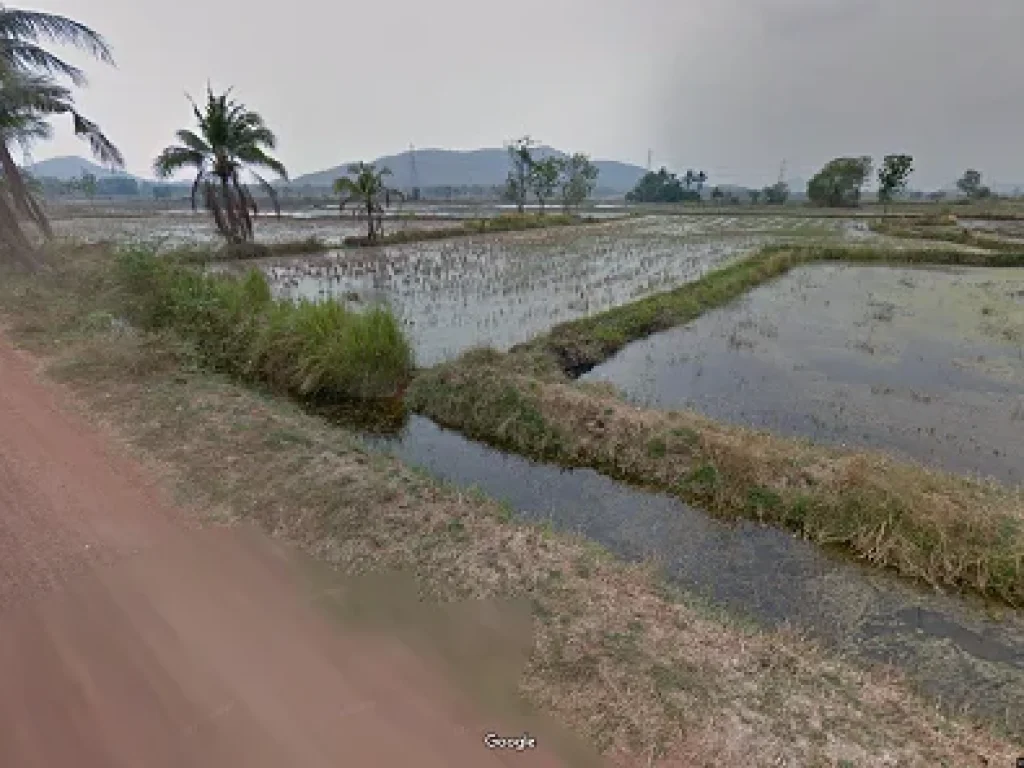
[0,6,121,268]
[153,86,288,245]
[333,162,402,244]
[0,69,121,236]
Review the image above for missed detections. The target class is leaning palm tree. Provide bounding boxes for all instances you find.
[333,162,402,244]
[0,6,121,268]
[153,86,287,245]
[0,68,121,237]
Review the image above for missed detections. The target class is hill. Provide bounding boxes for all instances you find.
[24,156,141,182]
[289,147,647,192]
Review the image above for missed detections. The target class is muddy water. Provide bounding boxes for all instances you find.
[366,415,1024,733]
[255,216,875,366]
[585,264,1024,486]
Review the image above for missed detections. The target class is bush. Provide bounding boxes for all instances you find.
[114,247,413,400]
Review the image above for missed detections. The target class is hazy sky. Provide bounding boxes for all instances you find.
[27,0,1024,188]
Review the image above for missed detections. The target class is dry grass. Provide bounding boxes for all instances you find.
[1,245,1022,765]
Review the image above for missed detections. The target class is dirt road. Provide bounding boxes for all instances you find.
[0,340,587,767]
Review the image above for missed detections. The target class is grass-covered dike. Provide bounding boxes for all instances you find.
[341,211,599,247]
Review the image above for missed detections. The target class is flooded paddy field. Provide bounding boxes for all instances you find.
[51,211,461,248]
[365,415,1024,733]
[248,215,871,365]
[585,264,1024,486]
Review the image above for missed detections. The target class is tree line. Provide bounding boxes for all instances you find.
[502,136,599,214]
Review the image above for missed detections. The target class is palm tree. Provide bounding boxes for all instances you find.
[153,86,287,245]
[333,162,402,244]
[0,6,121,268]
[0,69,121,235]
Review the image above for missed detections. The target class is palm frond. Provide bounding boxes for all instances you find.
[174,128,211,154]
[0,40,85,84]
[153,145,205,178]
[333,177,359,195]
[248,169,281,216]
[0,9,114,64]
[235,145,287,181]
[70,111,123,168]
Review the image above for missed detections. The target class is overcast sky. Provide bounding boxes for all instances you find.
[27,0,1024,188]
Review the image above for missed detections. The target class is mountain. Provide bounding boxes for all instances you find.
[24,155,141,181]
[289,147,647,192]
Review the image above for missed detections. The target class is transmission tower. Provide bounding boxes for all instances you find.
[647,149,652,172]
[409,143,421,201]
[778,159,787,185]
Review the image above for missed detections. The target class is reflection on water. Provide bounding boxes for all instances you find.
[585,264,1024,486]
[361,415,1024,732]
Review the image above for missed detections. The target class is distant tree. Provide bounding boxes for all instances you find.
[956,169,982,198]
[96,175,138,196]
[504,135,536,213]
[77,171,97,198]
[710,186,724,205]
[695,170,707,196]
[528,156,560,213]
[762,181,789,205]
[748,189,762,205]
[333,162,402,243]
[876,154,914,211]
[626,167,698,203]
[683,169,695,190]
[153,86,288,244]
[807,156,873,207]
[558,152,598,211]
[926,190,947,203]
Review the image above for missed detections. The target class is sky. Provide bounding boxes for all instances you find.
[26,0,1024,189]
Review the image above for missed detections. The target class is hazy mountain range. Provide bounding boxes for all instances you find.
[25,147,648,193]
[287,147,647,192]
[25,152,1023,198]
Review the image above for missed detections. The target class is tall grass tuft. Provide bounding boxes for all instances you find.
[114,247,413,401]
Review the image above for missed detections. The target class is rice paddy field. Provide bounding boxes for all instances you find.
[225,214,883,365]
[584,263,1024,486]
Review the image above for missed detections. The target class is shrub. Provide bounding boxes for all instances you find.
[114,247,412,400]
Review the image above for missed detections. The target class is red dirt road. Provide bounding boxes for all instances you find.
[0,340,589,767]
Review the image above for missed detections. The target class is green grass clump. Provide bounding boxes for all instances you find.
[114,246,412,400]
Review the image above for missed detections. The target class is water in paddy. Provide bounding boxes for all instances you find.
[258,216,867,366]
[584,264,1024,487]
[364,415,1024,733]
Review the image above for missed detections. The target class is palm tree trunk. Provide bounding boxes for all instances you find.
[0,143,53,239]
[365,196,374,243]
[218,176,242,243]
[0,192,41,271]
